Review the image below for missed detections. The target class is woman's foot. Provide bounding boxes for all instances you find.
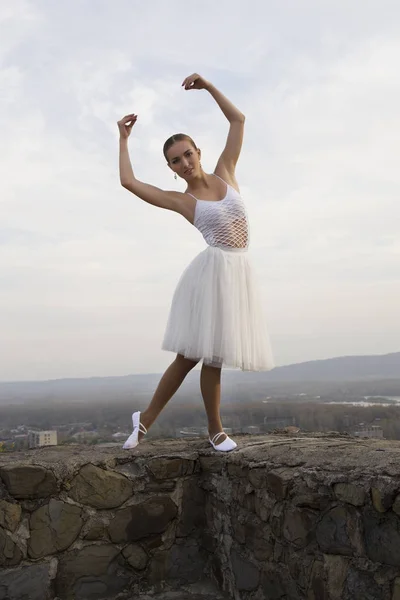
[122,411,147,450]
[209,431,237,452]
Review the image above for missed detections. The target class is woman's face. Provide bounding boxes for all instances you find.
[167,141,200,181]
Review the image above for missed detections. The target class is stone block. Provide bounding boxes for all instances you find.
[270,502,284,537]
[176,478,205,537]
[83,520,108,541]
[249,466,267,488]
[0,563,53,600]
[324,554,349,600]
[393,495,400,516]
[266,468,295,499]
[392,577,400,600]
[316,506,363,556]
[0,465,57,499]
[227,463,248,478]
[0,527,22,567]
[148,457,196,479]
[28,499,83,558]
[283,507,318,548]
[371,487,395,513]
[231,548,260,591]
[69,464,133,509]
[292,486,331,511]
[108,496,178,542]
[308,559,329,600]
[122,543,148,570]
[199,456,224,473]
[0,500,21,532]
[334,482,366,507]
[56,543,131,600]
[343,566,387,600]
[364,508,400,566]
[261,565,298,600]
[167,539,206,583]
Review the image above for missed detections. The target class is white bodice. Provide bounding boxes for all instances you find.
[192,179,249,250]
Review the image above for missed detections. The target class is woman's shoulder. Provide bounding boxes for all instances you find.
[213,168,240,194]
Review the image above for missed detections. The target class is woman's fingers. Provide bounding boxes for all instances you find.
[118,114,137,125]
[182,73,201,90]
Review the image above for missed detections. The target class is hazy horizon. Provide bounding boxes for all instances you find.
[1,1,399,381]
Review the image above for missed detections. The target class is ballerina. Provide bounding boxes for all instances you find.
[118,73,274,452]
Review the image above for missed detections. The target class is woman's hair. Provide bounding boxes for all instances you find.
[163,133,198,162]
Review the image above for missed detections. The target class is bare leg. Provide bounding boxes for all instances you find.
[139,354,198,436]
[200,362,226,444]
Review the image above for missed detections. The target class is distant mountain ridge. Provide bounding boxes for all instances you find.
[263,351,400,382]
[0,352,399,404]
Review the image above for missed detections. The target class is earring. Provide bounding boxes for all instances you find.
[174,173,177,180]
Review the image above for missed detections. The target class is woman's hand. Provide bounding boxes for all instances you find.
[117,114,137,140]
[182,73,210,91]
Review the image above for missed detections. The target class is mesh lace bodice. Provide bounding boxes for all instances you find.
[192,177,249,249]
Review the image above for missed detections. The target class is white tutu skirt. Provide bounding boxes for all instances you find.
[162,245,274,371]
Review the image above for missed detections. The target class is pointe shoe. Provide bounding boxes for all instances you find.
[122,411,147,450]
[209,432,237,452]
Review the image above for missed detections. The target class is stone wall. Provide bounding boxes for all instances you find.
[1,433,400,599]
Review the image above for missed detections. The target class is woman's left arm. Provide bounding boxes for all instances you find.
[206,82,245,178]
[182,74,245,180]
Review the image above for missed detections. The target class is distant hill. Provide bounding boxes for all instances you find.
[0,352,399,404]
[260,351,400,383]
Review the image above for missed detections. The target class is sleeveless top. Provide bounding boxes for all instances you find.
[187,174,249,250]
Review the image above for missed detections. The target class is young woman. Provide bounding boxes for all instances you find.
[119,73,274,452]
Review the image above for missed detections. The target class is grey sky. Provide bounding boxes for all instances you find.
[0,0,399,381]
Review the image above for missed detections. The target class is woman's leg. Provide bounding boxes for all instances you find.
[139,354,198,436]
[200,362,226,444]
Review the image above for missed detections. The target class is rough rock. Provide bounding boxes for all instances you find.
[316,505,363,556]
[122,543,148,570]
[364,508,400,566]
[334,482,366,507]
[393,495,400,516]
[68,463,133,509]
[0,465,57,499]
[108,496,178,543]
[0,500,21,532]
[324,554,350,600]
[0,563,53,600]
[167,539,206,583]
[147,457,196,479]
[231,548,260,591]
[261,564,298,599]
[176,478,205,537]
[28,499,83,558]
[0,527,22,567]
[283,507,318,548]
[343,566,387,600]
[266,467,296,499]
[392,577,400,600]
[371,486,395,513]
[56,544,131,600]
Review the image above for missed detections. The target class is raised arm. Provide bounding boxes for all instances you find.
[118,113,187,214]
[182,74,245,184]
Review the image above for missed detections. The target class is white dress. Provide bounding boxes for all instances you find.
[162,174,274,371]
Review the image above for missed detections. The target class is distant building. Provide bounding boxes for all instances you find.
[353,425,383,439]
[28,430,58,448]
[71,431,98,442]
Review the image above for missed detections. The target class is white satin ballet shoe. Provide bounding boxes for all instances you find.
[209,432,237,452]
[122,411,147,450]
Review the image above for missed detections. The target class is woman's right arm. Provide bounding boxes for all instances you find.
[118,114,186,214]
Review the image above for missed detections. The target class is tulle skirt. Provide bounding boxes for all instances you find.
[162,245,274,371]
